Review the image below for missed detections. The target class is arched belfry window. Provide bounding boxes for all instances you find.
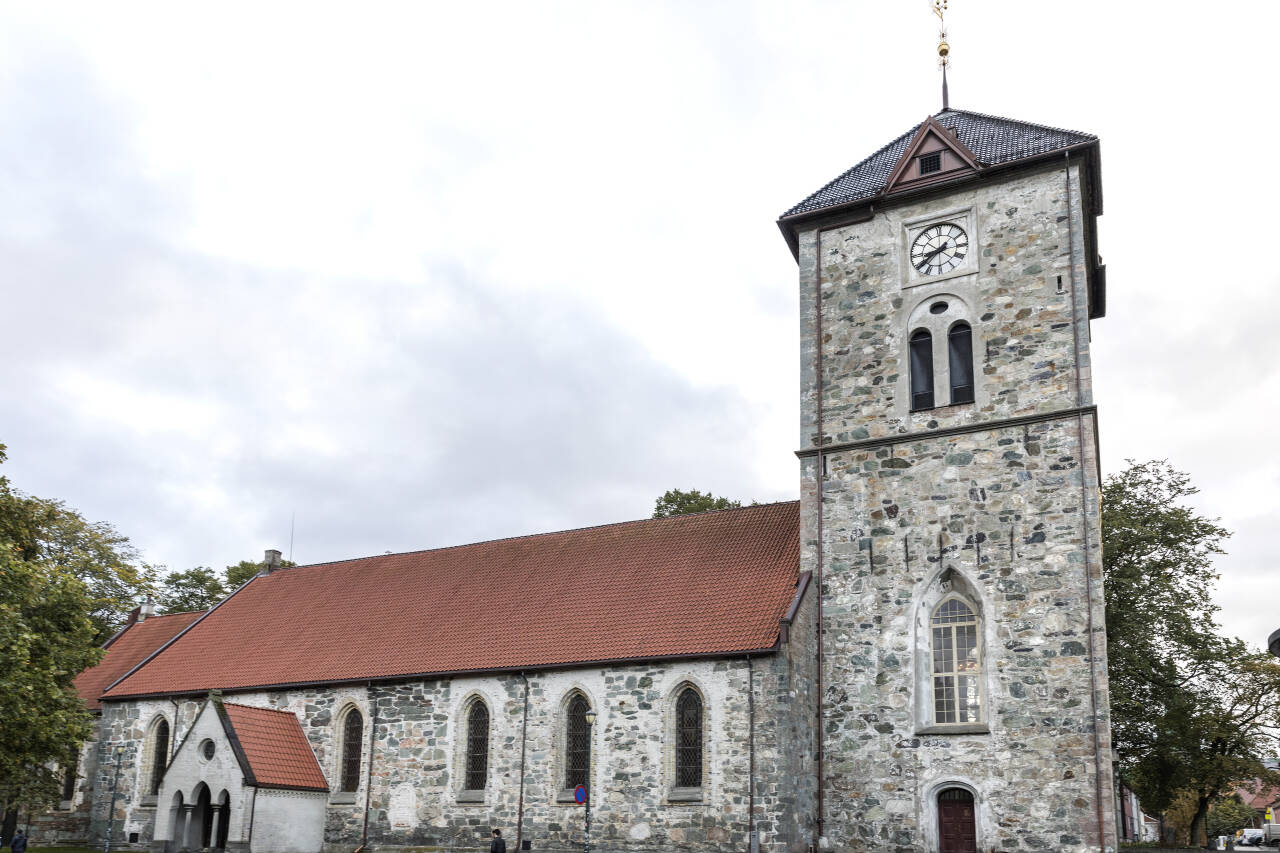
[931,598,982,724]
[564,693,590,790]
[948,322,974,405]
[339,708,364,793]
[909,329,934,410]
[674,687,703,790]
[464,700,489,792]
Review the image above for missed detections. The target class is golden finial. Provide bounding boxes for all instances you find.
[932,0,951,110]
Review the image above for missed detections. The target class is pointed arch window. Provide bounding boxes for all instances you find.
[948,322,974,405]
[564,694,590,790]
[931,598,982,724]
[910,329,935,410]
[339,708,364,793]
[61,754,78,803]
[464,701,489,792]
[674,687,703,790]
[142,716,170,797]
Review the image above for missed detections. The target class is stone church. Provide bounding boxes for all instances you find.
[28,106,1117,853]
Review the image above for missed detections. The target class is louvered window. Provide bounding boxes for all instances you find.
[674,688,703,788]
[948,322,974,404]
[919,152,942,174]
[910,329,934,410]
[340,709,363,792]
[931,598,982,724]
[564,694,590,790]
[465,702,489,791]
[149,718,169,795]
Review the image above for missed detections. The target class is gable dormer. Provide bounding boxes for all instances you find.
[883,115,981,195]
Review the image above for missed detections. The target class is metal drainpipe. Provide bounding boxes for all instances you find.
[246,787,258,852]
[361,683,379,849]
[515,672,530,853]
[747,655,756,853]
[813,223,827,851]
[169,699,181,760]
[1063,150,1110,851]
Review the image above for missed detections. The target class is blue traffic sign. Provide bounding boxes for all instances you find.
[573,784,587,804]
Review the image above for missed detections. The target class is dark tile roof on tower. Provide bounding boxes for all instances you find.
[102,501,801,699]
[781,109,1096,218]
[75,611,204,710]
[222,702,329,791]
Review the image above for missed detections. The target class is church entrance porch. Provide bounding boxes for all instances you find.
[938,787,977,853]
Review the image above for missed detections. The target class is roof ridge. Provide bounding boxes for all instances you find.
[279,499,801,573]
[935,107,1096,140]
[779,119,923,219]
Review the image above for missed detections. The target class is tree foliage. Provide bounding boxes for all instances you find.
[1103,460,1280,845]
[1206,795,1257,839]
[0,445,101,814]
[0,472,154,644]
[652,488,742,519]
[157,558,296,614]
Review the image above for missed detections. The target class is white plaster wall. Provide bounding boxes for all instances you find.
[153,703,249,846]
[250,790,326,853]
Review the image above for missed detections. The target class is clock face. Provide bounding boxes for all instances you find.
[911,223,968,275]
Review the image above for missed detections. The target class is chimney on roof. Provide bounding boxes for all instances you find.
[138,595,155,622]
[258,549,284,577]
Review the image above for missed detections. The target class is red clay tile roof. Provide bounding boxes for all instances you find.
[1235,783,1280,810]
[75,611,204,709]
[222,703,329,791]
[103,502,800,698]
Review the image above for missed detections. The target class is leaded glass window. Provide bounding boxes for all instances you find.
[564,694,590,790]
[674,688,703,789]
[465,701,489,791]
[910,329,934,410]
[931,598,981,724]
[948,322,974,404]
[340,709,363,792]
[149,718,169,795]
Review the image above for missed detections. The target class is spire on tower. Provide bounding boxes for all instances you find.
[932,0,951,110]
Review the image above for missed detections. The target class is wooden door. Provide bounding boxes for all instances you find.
[938,788,977,853]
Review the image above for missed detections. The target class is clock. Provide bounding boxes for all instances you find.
[910,223,968,275]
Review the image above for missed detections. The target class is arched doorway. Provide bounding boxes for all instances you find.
[192,783,211,849]
[214,790,230,850]
[166,791,184,853]
[937,787,977,853]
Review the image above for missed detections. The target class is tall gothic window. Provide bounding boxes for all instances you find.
[910,329,934,410]
[931,598,982,724]
[563,694,590,790]
[674,687,703,789]
[948,322,974,404]
[339,708,364,792]
[464,701,489,791]
[144,717,170,796]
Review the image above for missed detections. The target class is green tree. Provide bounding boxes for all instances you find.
[0,469,155,644]
[1206,795,1258,839]
[0,445,101,821]
[1102,460,1280,845]
[156,566,227,614]
[652,488,742,518]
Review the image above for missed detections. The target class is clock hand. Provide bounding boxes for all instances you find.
[916,242,951,268]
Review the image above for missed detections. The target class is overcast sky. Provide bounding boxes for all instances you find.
[2,1,1276,650]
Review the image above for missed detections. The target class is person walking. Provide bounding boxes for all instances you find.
[488,828,506,853]
[9,829,26,853]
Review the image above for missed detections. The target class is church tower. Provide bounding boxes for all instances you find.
[778,108,1117,853]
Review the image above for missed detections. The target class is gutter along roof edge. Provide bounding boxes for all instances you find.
[100,645,784,702]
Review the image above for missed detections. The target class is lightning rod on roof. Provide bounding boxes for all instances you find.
[933,0,951,111]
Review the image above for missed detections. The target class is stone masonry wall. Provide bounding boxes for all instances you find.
[796,162,1116,852]
[68,643,815,853]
